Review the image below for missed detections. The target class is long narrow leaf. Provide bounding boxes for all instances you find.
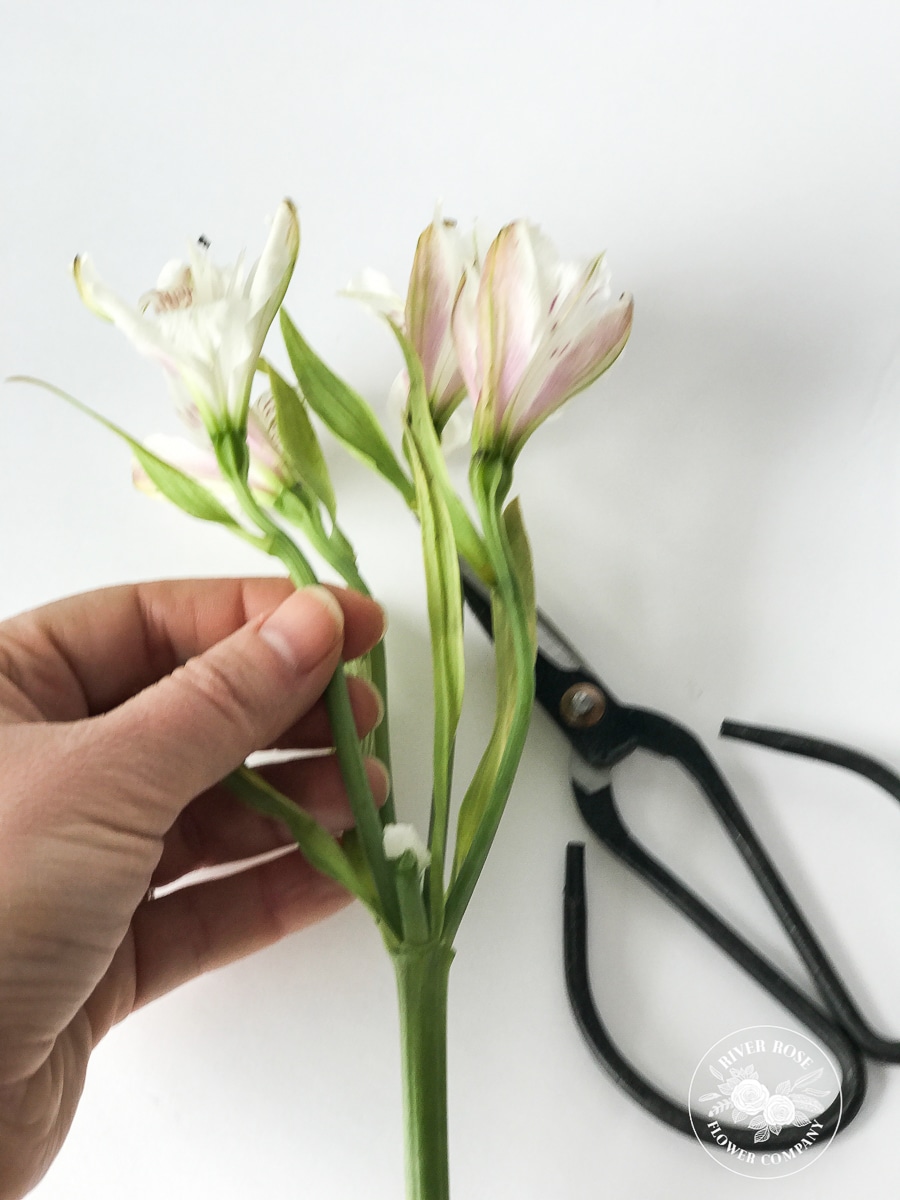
[279,311,413,501]
[444,456,537,937]
[500,497,536,659]
[453,499,534,872]
[452,592,516,873]
[9,378,240,527]
[265,362,337,519]
[225,766,378,914]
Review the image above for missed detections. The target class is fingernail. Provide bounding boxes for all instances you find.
[360,680,385,727]
[366,757,391,804]
[259,586,344,672]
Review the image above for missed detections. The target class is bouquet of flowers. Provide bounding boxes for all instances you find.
[23,199,632,1199]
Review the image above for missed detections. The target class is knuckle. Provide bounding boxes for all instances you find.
[176,655,260,745]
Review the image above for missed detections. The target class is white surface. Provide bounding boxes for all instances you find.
[3,1,900,1196]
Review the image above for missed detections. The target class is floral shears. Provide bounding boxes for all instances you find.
[462,563,900,1152]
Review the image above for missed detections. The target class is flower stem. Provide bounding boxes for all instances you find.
[333,559,397,827]
[392,942,455,1200]
[324,667,402,933]
[274,488,398,827]
[219,437,402,935]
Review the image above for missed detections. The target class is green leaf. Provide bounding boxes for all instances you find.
[264,362,337,519]
[279,310,414,502]
[273,486,364,591]
[403,419,464,930]
[501,496,536,660]
[132,444,238,525]
[452,590,516,872]
[9,378,238,527]
[453,502,532,872]
[404,431,465,737]
[225,766,379,915]
[445,456,537,935]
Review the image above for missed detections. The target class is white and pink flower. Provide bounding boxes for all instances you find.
[347,211,477,424]
[74,200,300,435]
[451,220,633,460]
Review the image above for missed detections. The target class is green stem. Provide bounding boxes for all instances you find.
[392,942,454,1200]
[275,489,398,826]
[368,638,396,824]
[219,439,401,935]
[324,668,402,933]
[394,863,431,944]
[333,557,397,827]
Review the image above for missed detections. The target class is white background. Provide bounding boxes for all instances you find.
[3,1,900,1196]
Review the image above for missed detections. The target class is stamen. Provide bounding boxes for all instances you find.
[141,282,195,314]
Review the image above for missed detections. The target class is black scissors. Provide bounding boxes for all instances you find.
[462,565,900,1153]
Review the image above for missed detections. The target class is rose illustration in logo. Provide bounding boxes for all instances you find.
[729,1078,769,1116]
[764,1094,797,1128]
[699,1065,827,1143]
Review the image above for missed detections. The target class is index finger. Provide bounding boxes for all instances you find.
[0,578,385,721]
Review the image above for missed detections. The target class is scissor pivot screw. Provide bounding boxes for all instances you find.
[560,683,606,728]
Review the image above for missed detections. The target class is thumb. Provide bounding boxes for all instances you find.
[88,586,346,834]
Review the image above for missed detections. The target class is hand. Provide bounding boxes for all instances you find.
[0,577,387,1199]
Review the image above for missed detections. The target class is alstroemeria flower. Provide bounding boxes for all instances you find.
[74,199,300,435]
[134,393,295,504]
[451,221,633,460]
[347,212,476,423]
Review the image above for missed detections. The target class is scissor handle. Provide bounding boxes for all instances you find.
[564,841,866,1150]
[632,709,900,1062]
[721,720,900,801]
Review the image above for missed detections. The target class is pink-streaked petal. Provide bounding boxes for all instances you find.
[523,223,576,318]
[479,222,543,419]
[509,254,614,411]
[507,294,633,447]
[450,268,482,403]
[547,253,612,337]
[406,218,464,395]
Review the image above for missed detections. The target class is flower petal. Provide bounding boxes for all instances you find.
[480,222,544,419]
[344,268,406,324]
[450,268,481,403]
[248,199,300,317]
[406,218,464,401]
[507,293,634,447]
[142,433,221,478]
